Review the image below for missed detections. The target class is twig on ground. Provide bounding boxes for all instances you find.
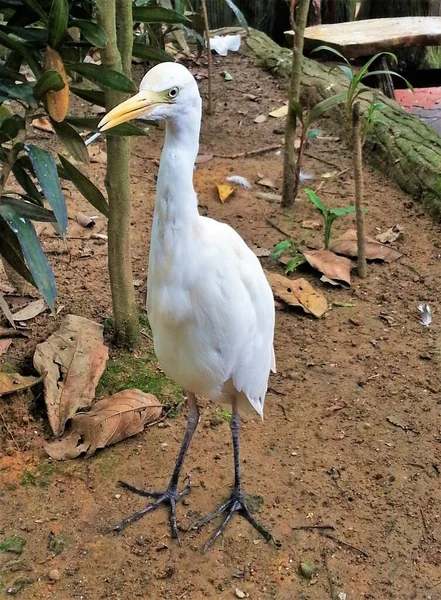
[304,151,343,170]
[277,402,292,422]
[0,410,20,450]
[265,217,292,240]
[293,524,335,531]
[320,531,368,557]
[322,549,336,600]
[214,144,282,160]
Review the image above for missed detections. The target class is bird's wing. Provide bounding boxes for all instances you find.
[200,217,276,416]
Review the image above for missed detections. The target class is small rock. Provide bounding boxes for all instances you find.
[48,569,60,581]
[235,588,246,599]
[114,494,121,499]
[299,561,318,580]
[338,593,347,600]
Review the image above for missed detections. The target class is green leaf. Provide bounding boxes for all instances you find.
[58,154,109,217]
[22,0,48,23]
[70,19,107,48]
[0,29,41,76]
[33,69,65,98]
[284,255,306,275]
[132,5,190,24]
[0,215,35,287]
[306,128,322,142]
[338,64,354,82]
[354,52,397,84]
[309,91,347,123]
[0,63,26,82]
[312,45,351,65]
[329,206,356,216]
[132,42,174,63]
[270,240,292,262]
[0,80,35,103]
[222,0,248,31]
[291,100,304,122]
[25,145,67,238]
[304,188,327,216]
[0,116,23,142]
[48,0,68,48]
[0,290,15,328]
[70,86,106,107]
[65,115,151,135]
[0,196,56,221]
[51,120,89,164]
[361,70,414,92]
[12,164,43,205]
[0,205,56,310]
[66,63,136,93]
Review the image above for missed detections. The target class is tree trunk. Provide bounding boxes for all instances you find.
[245,28,441,220]
[282,0,310,208]
[96,0,140,348]
[321,0,356,23]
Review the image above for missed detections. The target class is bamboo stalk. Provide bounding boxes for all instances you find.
[352,102,367,278]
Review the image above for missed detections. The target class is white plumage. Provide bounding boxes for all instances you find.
[99,62,276,548]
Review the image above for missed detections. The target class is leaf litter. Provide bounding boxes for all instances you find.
[12,299,47,322]
[33,314,109,437]
[0,372,45,398]
[45,390,162,460]
[330,230,402,262]
[265,270,328,318]
[302,249,352,287]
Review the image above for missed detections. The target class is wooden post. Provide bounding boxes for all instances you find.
[352,102,367,278]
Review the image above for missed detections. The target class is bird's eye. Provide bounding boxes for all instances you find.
[168,87,179,99]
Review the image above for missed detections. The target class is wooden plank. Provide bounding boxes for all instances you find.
[285,17,441,59]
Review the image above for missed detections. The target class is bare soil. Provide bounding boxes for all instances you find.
[0,52,440,600]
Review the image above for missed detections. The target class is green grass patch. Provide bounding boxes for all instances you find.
[0,361,18,374]
[20,460,56,488]
[0,537,25,555]
[96,350,183,409]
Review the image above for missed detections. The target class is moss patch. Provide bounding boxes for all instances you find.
[20,460,56,488]
[96,350,183,407]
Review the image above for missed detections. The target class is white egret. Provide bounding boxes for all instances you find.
[98,63,276,550]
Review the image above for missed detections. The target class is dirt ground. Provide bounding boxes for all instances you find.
[0,49,440,600]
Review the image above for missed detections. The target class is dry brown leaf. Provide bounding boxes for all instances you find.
[88,146,107,164]
[33,314,109,437]
[330,230,402,262]
[303,249,352,286]
[301,220,321,230]
[257,178,278,189]
[12,299,47,322]
[255,191,282,203]
[32,116,54,133]
[44,47,69,122]
[0,339,12,356]
[254,114,267,124]
[269,105,288,118]
[265,271,328,318]
[0,372,45,397]
[195,153,213,164]
[375,225,403,244]
[217,183,235,203]
[45,390,162,460]
[75,212,96,228]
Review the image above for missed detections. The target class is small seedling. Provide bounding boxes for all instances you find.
[304,188,356,250]
[270,240,306,275]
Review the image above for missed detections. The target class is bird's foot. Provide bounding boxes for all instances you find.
[190,488,277,552]
[109,476,191,539]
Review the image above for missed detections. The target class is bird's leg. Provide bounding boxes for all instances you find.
[191,399,275,552]
[110,392,199,538]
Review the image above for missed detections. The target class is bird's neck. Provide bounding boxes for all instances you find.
[154,106,201,229]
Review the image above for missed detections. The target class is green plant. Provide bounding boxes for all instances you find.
[291,92,346,197]
[270,239,306,275]
[304,188,356,249]
[312,45,412,135]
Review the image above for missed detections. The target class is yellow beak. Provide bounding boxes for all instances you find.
[98,90,163,131]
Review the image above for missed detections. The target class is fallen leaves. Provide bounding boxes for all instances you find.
[330,230,402,262]
[45,390,162,460]
[0,372,45,398]
[265,270,328,318]
[217,183,235,203]
[375,225,403,244]
[0,339,12,356]
[32,117,54,133]
[303,249,352,287]
[254,114,267,124]
[76,212,97,228]
[269,105,288,118]
[12,299,47,322]
[33,315,109,437]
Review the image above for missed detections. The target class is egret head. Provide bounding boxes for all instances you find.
[98,63,201,131]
